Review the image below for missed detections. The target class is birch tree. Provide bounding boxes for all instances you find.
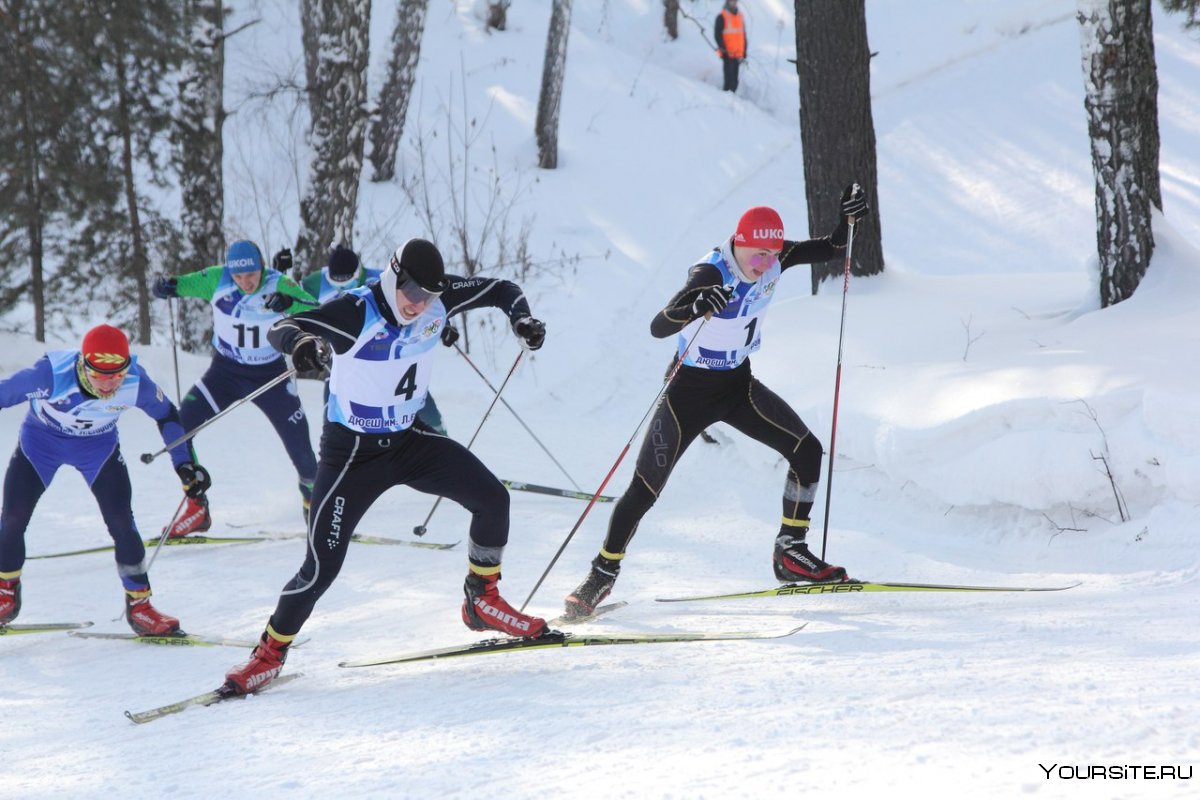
[369,0,429,182]
[296,0,371,272]
[1077,0,1160,307]
[536,0,572,169]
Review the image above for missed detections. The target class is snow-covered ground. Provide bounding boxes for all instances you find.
[4,1,1198,797]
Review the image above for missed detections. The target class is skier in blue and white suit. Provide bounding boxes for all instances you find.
[564,185,872,617]
[267,244,449,435]
[221,238,548,695]
[0,324,211,635]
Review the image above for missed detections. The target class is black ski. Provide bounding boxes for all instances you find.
[501,479,617,503]
[546,601,628,627]
[0,621,93,636]
[656,580,1082,602]
[124,673,303,725]
[339,623,807,668]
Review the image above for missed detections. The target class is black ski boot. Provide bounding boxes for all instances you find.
[564,554,621,617]
[773,533,848,583]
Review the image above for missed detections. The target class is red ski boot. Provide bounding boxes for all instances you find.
[462,571,546,638]
[773,533,849,583]
[164,495,211,539]
[125,593,182,636]
[0,576,21,624]
[224,628,292,695]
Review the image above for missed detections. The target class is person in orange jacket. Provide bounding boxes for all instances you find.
[715,0,747,92]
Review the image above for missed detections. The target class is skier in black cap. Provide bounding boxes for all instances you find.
[275,244,452,435]
[224,238,548,695]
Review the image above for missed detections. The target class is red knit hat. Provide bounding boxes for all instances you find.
[80,324,131,373]
[733,206,784,250]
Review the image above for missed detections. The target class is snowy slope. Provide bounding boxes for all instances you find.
[4,1,1199,798]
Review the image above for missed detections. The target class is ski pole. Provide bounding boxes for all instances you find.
[452,342,583,491]
[167,297,182,404]
[144,494,188,574]
[411,351,524,536]
[519,313,717,612]
[139,367,298,463]
[819,218,857,560]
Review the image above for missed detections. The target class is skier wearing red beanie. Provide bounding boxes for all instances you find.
[0,324,210,635]
[566,184,871,617]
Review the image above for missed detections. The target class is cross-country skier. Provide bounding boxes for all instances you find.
[297,244,384,304]
[564,185,870,616]
[222,238,548,694]
[151,240,320,533]
[0,324,211,634]
[268,245,449,435]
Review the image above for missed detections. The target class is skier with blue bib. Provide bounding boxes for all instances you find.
[565,185,870,616]
[222,238,548,694]
[152,240,320,532]
[0,324,210,634]
[268,244,449,435]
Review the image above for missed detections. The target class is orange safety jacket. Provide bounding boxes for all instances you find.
[719,9,746,59]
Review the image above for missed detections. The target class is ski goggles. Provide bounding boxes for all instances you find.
[82,354,130,376]
[389,257,445,305]
[76,357,129,398]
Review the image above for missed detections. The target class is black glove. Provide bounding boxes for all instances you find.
[840,183,870,222]
[176,462,211,499]
[272,248,293,274]
[152,276,178,299]
[291,334,331,372]
[692,285,734,319]
[513,317,546,351]
[440,324,460,348]
[263,292,291,313]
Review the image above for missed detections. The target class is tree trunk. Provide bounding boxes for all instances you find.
[536,0,572,170]
[296,0,371,272]
[1077,0,1160,307]
[486,1,509,32]
[300,0,321,110]
[14,8,47,342]
[794,0,883,293]
[369,0,428,182]
[114,44,152,345]
[176,0,224,351]
[664,0,679,40]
